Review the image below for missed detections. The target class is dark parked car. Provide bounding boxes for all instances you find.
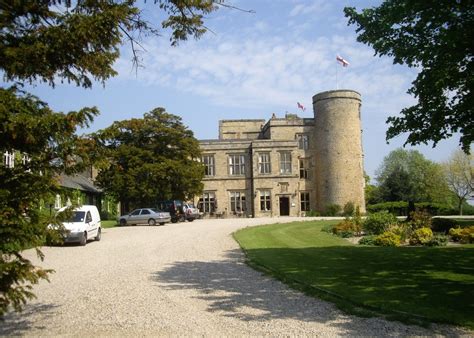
[157,200,196,223]
[118,208,171,226]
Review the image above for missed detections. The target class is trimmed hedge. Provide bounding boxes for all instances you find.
[366,201,462,216]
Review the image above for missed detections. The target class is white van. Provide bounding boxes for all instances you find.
[59,205,102,246]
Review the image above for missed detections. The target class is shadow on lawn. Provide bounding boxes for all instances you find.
[243,245,474,328]
[152,248,472,334]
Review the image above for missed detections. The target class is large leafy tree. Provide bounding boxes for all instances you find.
[376,149,451,204]
[442,150,473,215]
[1,0,224,316]
[93,108,204,212]
[345,1,473,152]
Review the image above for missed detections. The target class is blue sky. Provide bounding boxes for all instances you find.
[21,0,462,180]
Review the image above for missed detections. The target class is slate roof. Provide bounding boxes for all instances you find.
[59,174,102,194]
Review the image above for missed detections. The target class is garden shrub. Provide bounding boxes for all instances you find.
[426,234,448,247]
[363,211,398,235]
[374,231,402,247]
[449,226,474,244]
[352,206,363,234]
[324,204,341,216]
[449,227,463,241]
[343,202,355,217]
[305,210,320,217]
[320,223,333,233]
[359,235,377,245]
[388,223,410,243]
[409,227,433,245]
[332,219,357,237]
[431,218,459,234]
[408,210,432,230]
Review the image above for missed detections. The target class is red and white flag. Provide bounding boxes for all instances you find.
[336,55,350,67]
[297,102,306,111]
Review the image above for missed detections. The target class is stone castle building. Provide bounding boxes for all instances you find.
[193,89,366,217]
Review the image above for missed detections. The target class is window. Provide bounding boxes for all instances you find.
[198,192,216,213]
[131,209,141,216]
[202,155,215,176]
[229,154,245,175]
[86,211,92,223]
[3,151,14,168]
[260,190,271,211]
[299,159,309,179]
[141,209,151,215]
[280,152,292,174]
[230,191,246,213]
[258,153,271,174]
[54,194,62,209]
[301,192,310,211]
[296,134,309,150]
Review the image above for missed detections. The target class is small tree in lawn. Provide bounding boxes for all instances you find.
[443,150,473,215]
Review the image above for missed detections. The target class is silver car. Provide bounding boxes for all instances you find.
[118,208,171,226]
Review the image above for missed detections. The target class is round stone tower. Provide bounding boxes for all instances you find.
[312,90,366,213]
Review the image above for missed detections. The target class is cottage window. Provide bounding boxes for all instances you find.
[54,194,62,209]
[3,151,14,168]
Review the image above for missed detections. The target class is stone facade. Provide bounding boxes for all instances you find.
[194,90,366,218]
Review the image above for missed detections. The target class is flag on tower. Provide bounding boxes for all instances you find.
[336,55,350,67]
[297,102,306,112]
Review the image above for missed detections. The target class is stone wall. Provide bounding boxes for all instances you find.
[197,90,366,218]
[219,119,265,140]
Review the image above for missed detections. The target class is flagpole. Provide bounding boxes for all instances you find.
[336,61,339,90]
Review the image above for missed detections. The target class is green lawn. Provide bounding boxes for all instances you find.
[102,220,118,228]
[233,220,474,329]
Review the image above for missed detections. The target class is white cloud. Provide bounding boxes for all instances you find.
[289,0,333,18]
[115,29,413,119]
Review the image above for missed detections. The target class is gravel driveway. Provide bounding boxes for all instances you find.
[1,217,470,336]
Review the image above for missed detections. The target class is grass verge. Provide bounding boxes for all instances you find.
[102,220,118,228]
[233,220,474,329]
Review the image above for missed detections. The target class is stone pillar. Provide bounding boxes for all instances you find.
[313,90,366,213]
